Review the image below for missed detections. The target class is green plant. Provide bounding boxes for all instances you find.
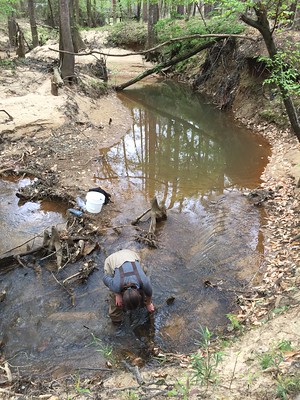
[259,47,300,98]
[276,374,300,400]
[258,340,293,371]
[74,376,91,394]
[106,21,147,48]
[0,59,16,69]
[226,313,243,332]
[167,377,191,399]
[86,332,115,364]
[124,389,139,399]
[277,340,293,352]
[190,326,222,386]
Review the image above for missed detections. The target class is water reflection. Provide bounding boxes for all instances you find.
[0,178,67,254]
[0,82,272,372]
[97,81,270,210]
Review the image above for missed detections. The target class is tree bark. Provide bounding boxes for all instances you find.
[147,1,159,49]
[69,0,85,52]
[47,0,56,27]
[59,0,75,83]
[28,0,39,48]
[7,14,17,47]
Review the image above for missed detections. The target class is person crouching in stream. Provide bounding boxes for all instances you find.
[103,249,155,325]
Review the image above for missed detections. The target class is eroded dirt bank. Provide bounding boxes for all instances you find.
[0,26,300,400]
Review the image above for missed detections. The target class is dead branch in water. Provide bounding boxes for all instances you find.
[133,197,167,247]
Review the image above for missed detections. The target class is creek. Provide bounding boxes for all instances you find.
[0,81,271,375]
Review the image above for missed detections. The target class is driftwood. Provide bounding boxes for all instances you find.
[121,360,144,385]
[62,260,96,284]
[133,197,167,247]
[51,67,64,96]
[0,110,13,121]
[48,226,63,269]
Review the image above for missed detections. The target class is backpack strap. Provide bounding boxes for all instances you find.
[119,261,143,290]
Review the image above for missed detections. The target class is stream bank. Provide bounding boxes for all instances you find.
[0,25,300,399]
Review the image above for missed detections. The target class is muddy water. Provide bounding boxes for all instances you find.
[0,81,271,375]
[0,177,67,255]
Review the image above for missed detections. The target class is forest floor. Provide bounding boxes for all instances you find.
[0,25,300,400]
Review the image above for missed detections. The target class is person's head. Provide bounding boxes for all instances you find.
[122,287,142,311]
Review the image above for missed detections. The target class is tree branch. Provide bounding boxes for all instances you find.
[114,39,222,91]
[48,32,256,58]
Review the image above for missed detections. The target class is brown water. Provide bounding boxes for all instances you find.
[0,81,271,376]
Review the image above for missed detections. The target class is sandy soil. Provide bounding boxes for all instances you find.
[0,27,300,400]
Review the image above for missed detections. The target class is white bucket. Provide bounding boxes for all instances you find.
[85,191,105,213]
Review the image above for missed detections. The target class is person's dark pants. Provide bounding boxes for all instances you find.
[108,291,123,323]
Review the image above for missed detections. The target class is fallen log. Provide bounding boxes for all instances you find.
[114,39,221,91]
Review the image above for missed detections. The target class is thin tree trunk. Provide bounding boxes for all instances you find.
[69,0,85,52]
[47,0,56,27]
[147,1,159,49]
[28,0,39,48]
[86,0,92,26]
[59,0,75,83]
[142,0,148,22]
[112,0,117,23]
[8,13,17,47]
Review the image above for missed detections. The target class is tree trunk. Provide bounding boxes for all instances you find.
[59,0,75,83]
[74,0,80,25]
[112,0,117,23]
[86,0,92,27]
[292,0,300,29]
[147,1,159,49]
[28,0,39,48]
[69,0,85,52]
[16,27,26,58]
[177,5,184,17]
[47,0,56,28]
[241,2,300,141]
[136,0,141,21]
[8,14,17,47]
[142,0,148,22]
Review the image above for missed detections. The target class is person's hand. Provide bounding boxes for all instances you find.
[146,302,155,313]
[115,293,123,307]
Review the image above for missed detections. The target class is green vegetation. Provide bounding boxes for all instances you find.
[86,332,115,365]
[226,313,243,332]
[190,326,223,386]
[167,377,192,399]
[74,376,92,394]
[258,340,292,370]
[154,15,244,64]
[258,340,300,399]
[0,59,16,69]
[276,374,300,400]
[106,21,147,48]
[0,0,17,17]
[259,44,300,98]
